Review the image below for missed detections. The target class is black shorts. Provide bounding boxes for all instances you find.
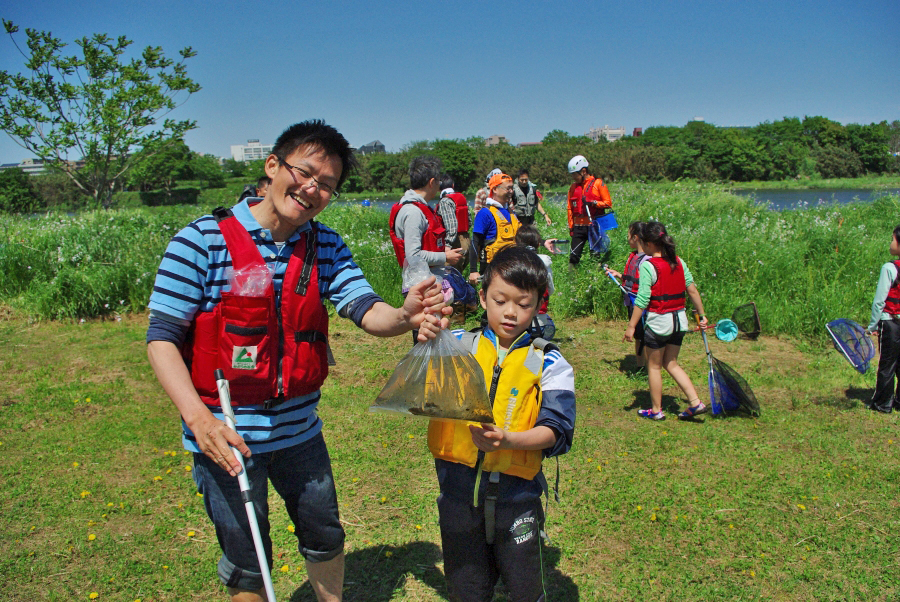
[643,327,685,350]
[438,493,545,602]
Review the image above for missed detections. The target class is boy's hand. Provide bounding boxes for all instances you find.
[623,325,635,343]
[189,413,251,477]
[469,423,512,452]
[445,247,464,265]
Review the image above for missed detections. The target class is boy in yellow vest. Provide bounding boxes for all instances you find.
[428,245,576,601]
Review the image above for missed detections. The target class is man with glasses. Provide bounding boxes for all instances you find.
[468,172,521,285]
[147,120,449,602]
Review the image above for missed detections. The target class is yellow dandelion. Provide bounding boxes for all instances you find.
[889,439,894,444]
[177,503,183,509]
[162,565,169,570]
[88,520,96,527]
[596,466,602,472]
[729,524,734,529]
[650,513,657,521]
[382,442,388,448]
[153,476,162,481]
[380,496,387,504]
[80,490,91,498]
[88,534,96,541]
[280,565,289,572]
[407,434,414,439]
[196,493,203,497]
[184,451,190,455]
[101,514,107,519]
[85,397,91,403]
[166,469,172,475]
[415,524,422,530]
[187,531,196,537]
[287,525,295,533]
[106,503,114,507]
[30,525,36,531]
[73,462,80,468]
[586,458,592,462]
[184,465,192,472]
[74,399,80,404]
[797,504,806,511]
[352,478,358,483]
[89,593,99,600]
[636,505,642,511]
[384,551,393,557]
[750,570,755,577]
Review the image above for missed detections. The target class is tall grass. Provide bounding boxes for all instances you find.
[2,183,898,338]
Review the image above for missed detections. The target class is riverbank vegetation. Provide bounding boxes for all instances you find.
[2,182,897,342]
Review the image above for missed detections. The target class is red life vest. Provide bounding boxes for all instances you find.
[182,207,329,407]
[447,192,470,233]
[647,256,686,314]
[885,260,900,315]
[388,200,447,267]
[622,251,645,294]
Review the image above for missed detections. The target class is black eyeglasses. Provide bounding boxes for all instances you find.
[278,159,340,199]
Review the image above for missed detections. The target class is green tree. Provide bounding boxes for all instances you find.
[0,21,200,207]
[127,138,192,195]
[431,139,477,191]
[0,167,41,213]
[190,153,225,188]
[222,158,247,178]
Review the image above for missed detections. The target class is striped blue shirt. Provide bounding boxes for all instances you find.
[148,199,377,453]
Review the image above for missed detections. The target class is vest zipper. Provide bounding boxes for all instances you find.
[276,301,284,397]
[488,364,502,407]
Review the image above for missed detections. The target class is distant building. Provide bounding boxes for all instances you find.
[585,125,626,143]
[357,140,386,155]
[632,128,643,137]
[230,139,274,162]
[0,157,85,175]
[517,142,542,148]
[484,135,509,147]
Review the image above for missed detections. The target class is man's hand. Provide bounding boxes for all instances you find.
[543,213,553,227]
[445,247,464,265]
[468,271,481,286]
[623,325,636,343]
[403,276,451,341]
[188,412,251,477]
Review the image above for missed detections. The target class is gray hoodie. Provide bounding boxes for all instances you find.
[393,189,447,269]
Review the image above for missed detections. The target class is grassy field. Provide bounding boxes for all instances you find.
[1,308,898,601]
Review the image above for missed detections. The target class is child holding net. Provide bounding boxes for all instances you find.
[606,221,648,368]
[623,221,707,420]
[866,224,900,413]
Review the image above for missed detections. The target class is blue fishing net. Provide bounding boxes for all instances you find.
[826,319,874,375]
[709,357,761,417]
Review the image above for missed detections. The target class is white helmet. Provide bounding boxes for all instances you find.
[568,155,589,173]
[485,168,502,184]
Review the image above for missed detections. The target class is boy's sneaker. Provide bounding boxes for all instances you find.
[638,409,665,421]
[679,403,708,419]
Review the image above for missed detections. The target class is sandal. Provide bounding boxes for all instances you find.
[638,409,666,421]
[679,402,708,419]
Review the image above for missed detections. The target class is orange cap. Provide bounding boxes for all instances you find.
[488,173,512,191]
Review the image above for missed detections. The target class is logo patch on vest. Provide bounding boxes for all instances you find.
[232,346,258,370]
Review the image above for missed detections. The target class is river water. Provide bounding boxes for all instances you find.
[730,188,900,210]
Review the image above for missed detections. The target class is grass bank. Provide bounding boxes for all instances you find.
[1,182,897,340]
[0,312,896,600]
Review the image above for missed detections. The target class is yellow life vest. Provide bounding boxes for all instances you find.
[427,331,545,480]
[484,206,520,263]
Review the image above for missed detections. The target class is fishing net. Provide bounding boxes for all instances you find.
[730,302,761,339]
[826,318,874,375]
[709,357,761,417]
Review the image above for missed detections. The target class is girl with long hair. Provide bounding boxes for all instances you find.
[624,221,707,420]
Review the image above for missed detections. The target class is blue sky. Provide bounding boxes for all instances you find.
[0,0,897,164]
